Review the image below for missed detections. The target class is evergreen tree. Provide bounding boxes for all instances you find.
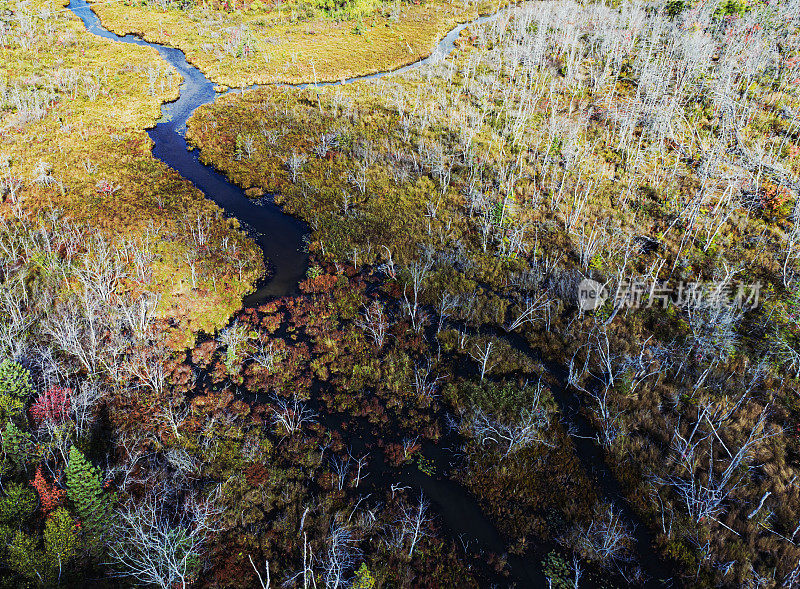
[66,446,112,551]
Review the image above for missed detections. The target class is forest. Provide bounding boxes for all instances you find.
[2,0,800,587]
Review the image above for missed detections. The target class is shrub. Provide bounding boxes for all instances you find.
[0,359,33,419]
[352,562,376,588]
[0,483,37,524]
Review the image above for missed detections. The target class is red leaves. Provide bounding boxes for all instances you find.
[29,386,72,427]
[31,465,66,515]
[244,463,270,487]
[299,273,338,294]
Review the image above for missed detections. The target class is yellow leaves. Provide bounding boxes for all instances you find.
[43,507,79,566]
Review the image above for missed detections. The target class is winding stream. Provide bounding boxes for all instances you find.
[68,0,517,299]
[67,1,669,586]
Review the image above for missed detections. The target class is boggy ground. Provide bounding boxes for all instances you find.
[157,264,631,587]
[186,0,800,585]
[87,0,507,87]
[0,0,263,344]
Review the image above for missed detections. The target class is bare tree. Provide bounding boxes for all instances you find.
[348,450,369,488]
[355,300,391,348]
[402,436,419,461]
[156,398,190,441]
[464,383,553,457]
[397,495,431,558]
[575,503,633,565]
[655,404,777,524]
[251,339,283,372]
[377,245,397,280]
[412,359,442,399]
[322,521,359,588]
[469,340,496,381]
[587,388,624,451]
[314,132,338,158]
[401,256,433,333]
[109,484,221,589]
[270,393,317,436]
[435,291,458,333]
[347,165,368,196]
[117,292,160,341]
[506,291,554,332]
[283,151,308,183]
[330,456,350,491]
[187,213,211,250]
[218,321,247,355]
[126,348,167,397]
[107,430,157,493]
[248,555,271,589]
[72,380,104,441]
[242,134,256,159]
[572,554,583,588]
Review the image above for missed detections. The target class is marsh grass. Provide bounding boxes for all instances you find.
[186,1,800,583]
[1,0,263,345]
[90,0,505,86]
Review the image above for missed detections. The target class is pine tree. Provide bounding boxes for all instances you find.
[66,446,112,550]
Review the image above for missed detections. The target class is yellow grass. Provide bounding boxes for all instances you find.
[1,0,264,345]
[90,0,505,86]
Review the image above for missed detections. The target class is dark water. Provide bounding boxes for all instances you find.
[69,0,309,298]
[67,2,670,585]
[68,0,515,300]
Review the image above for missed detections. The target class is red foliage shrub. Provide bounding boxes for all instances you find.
[31,465,66,514]
[191,340,217,368]
[383,442,406,467]
[244,463,270,487]
[29,386,71,426]
[299,274,338,294]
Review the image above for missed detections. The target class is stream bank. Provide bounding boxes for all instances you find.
[68,1,670,585]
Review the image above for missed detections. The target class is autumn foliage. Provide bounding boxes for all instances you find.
[29,386,72,427]
[31,466,66,515]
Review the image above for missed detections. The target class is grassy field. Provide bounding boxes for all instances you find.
[89,0,505,86]
[1,0,264,345]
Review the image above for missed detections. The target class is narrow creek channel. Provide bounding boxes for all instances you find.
[67,1,669,586]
